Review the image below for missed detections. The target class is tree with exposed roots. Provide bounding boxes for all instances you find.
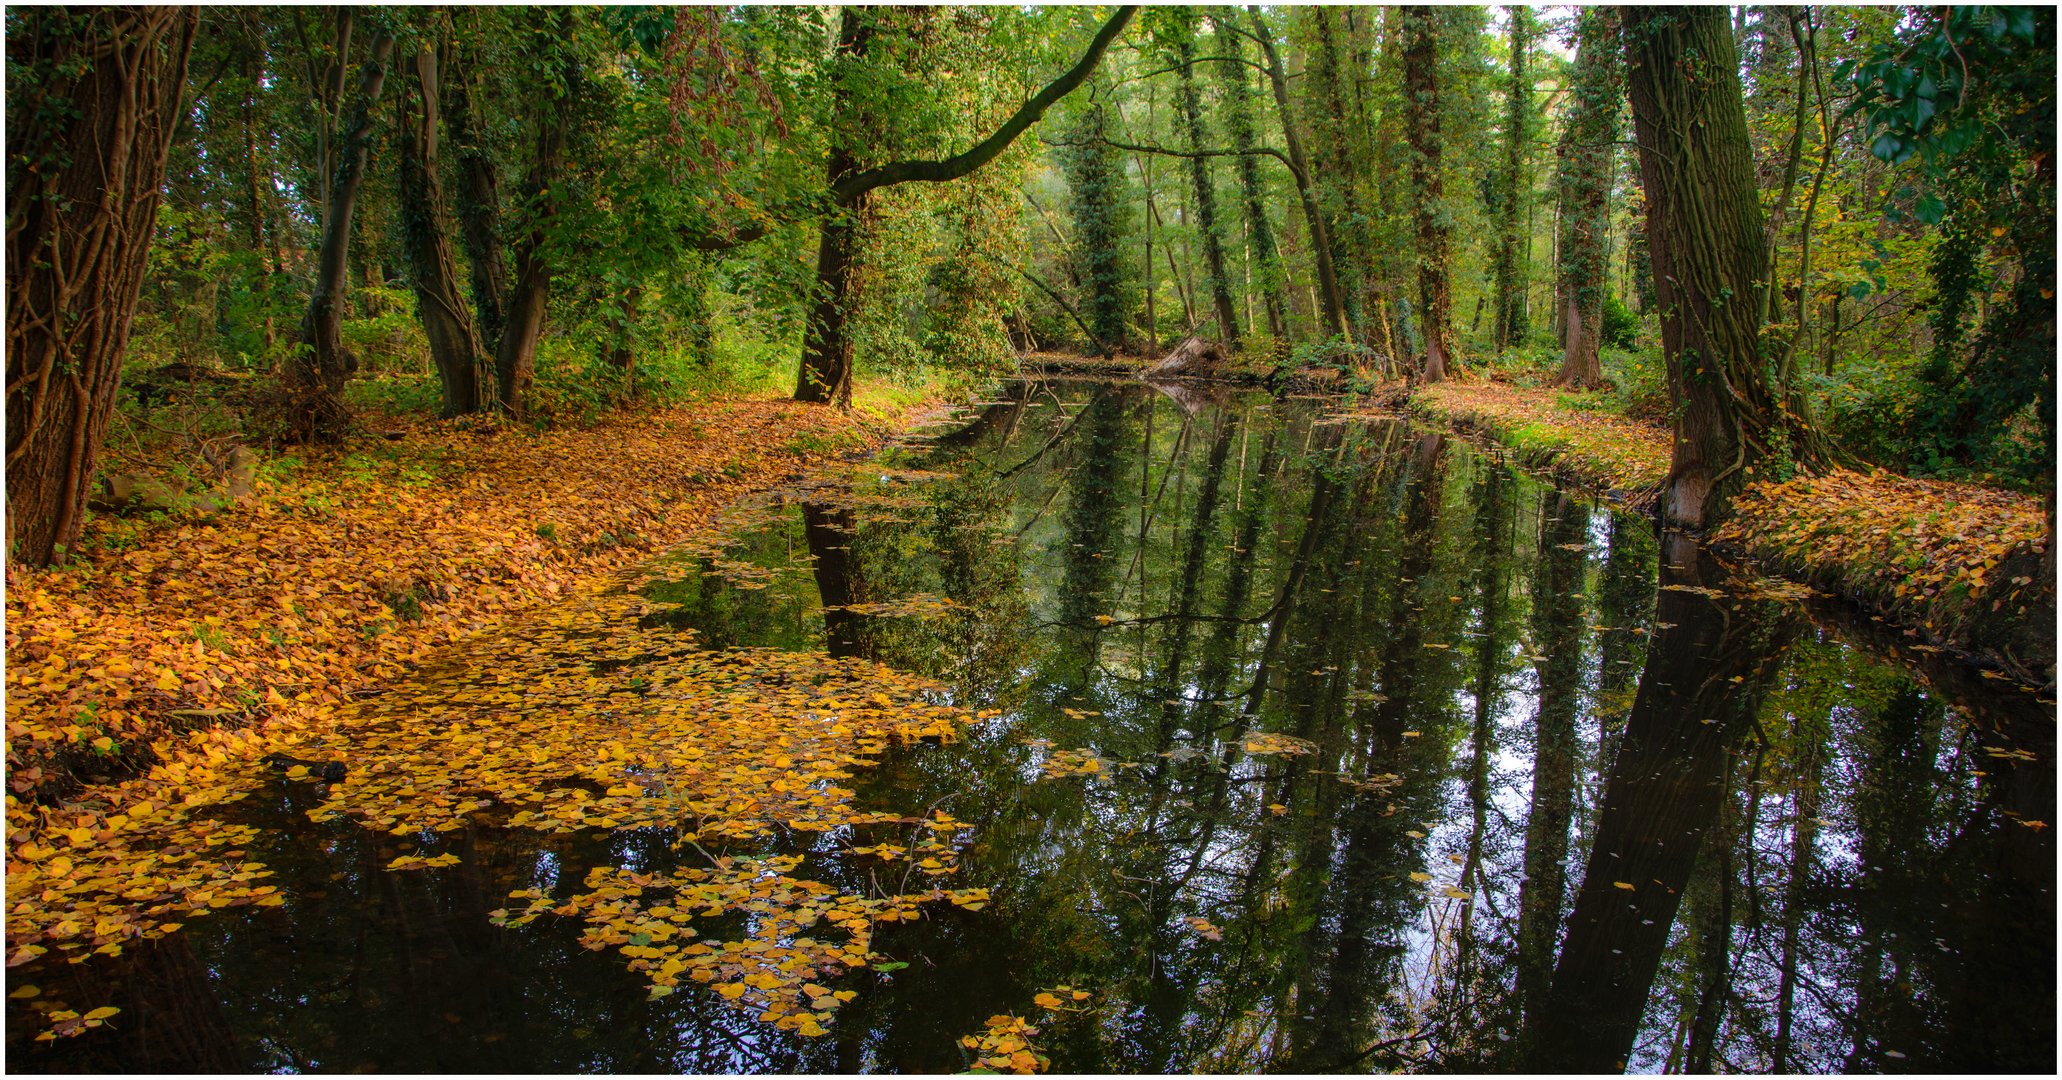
[1622,6,1825,527]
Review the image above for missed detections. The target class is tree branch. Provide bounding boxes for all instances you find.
[1087,134,1301,182]
[830,6,1138,202]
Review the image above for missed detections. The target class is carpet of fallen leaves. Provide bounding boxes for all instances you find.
[1715,467,2053,678]
[4,396,901,805]
[5,570,998,1038]
[1400,380,1672,496]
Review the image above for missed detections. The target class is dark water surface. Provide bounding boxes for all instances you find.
[8,380,2053,1073]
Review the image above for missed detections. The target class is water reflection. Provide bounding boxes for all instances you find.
[9,380,2050,1074]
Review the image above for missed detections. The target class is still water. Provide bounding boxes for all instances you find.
[8,380,2053,1073]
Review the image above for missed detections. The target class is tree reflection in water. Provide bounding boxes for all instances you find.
[10,381,2049,1075]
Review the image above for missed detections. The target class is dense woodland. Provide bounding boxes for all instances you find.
[4,4,2054,564]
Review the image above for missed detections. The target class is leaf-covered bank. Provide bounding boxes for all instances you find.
[4,395,928,807]
[1394,378,2053,685]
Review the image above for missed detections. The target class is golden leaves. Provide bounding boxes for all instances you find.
[1241,733,1318,757]
[959,1014,1050,1074]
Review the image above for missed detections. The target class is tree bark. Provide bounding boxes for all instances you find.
[1492,6,1534,353]
[1246,8,1350,343]
[795,6,1136,406]
[289,26,394,442]
[1553,8,1620,389]
[7,7,197,565]
[1401,9,1456,382]
[492,21,572,421]
[1170,14,1240,349]
[396,46,482,417]
[1215,20,1287,345]
[441,34,508,363]
[1624,5,1821,527]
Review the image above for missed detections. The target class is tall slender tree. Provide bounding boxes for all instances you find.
[1214,12,1286,345]
[1491,6,1535,354]
[1166,9,1241,348]
[288,14,394,441]
[1553,7,1622,389]
[1400,7,1456,381]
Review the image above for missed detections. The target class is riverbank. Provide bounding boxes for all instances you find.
[1395,378,2054,687]
[3,391,938,811]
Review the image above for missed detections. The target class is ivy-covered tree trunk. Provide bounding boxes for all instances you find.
[290,23,394,443]
[1492,6,1534,354]
[5,7,196,566]
[1170,13,1240,349]
[1625,5,1822,527]
[1214,19,1286,345]
[1060,104,1134,356]
[1305,8,1372,345]
[1401,8,1456,382]
[1553,7,1621,389]
[396,47,482,418]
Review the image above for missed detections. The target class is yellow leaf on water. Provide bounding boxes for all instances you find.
[82,1007,120,1022]
[1613,881,1636,891]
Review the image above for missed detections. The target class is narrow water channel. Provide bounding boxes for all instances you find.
[8,380,2052,1073]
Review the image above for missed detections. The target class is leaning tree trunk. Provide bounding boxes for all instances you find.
[1248,8,1350,343]
[291,30,395,443]
[1554,7,1622,389]
[494,76,567,420]
[5,7,197,566]
[1624,5,1822,527]
[396,47,482,418]
[1401,8,1456,382]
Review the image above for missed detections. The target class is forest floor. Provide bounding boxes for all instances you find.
[3,392,938,811]
[1398,378,2055,686]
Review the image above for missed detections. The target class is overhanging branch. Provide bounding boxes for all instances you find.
[830,5,1138,202]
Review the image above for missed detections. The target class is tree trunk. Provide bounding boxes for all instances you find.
[290,28,395,442]
[1554,8,1619,389]
[441,34,508,363]
[494,55,569,421]
[1247,8,1350,344]
[604,285,640,388]
[396,47,482,418]
[6,7,197,566]
[1492,6,1534,353]
[1624,5,1821,527]
[1401,9,1456,382]
[794,26,867,411]
[1527,533,1798,1072]
[1215,23,1286,345]
[1171,15,1240,349]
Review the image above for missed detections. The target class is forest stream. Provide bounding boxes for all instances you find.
[7,380,2052,1074]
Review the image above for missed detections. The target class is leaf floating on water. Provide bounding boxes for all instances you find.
[1242,733,1317,757]
[1185,916,1225,941]
[1409,872,1433,883]
[1613,881,1636,891]
[1441,887,1470,900]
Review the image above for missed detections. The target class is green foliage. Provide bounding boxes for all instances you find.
[1600,292,1639,351]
